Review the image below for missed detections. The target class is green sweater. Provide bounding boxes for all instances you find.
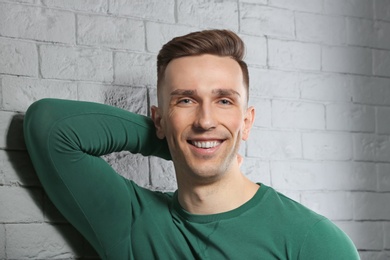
[24,99,360,259]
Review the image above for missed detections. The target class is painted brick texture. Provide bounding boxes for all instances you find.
[0,0,389,259]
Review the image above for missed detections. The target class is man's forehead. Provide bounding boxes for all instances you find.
[165,55,241,75]
[157,54,248,104]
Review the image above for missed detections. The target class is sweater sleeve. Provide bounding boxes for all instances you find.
[23,98,170,258]
[298,218,360,260]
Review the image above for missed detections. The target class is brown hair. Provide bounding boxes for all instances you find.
[157,29,249,100]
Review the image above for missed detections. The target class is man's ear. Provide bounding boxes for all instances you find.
[151,105,165,139]
[242,106,255,141]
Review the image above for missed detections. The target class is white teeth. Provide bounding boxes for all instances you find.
[192,141,220,148]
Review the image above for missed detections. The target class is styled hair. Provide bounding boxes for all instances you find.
[156,29,249,100]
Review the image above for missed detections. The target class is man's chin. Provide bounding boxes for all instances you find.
[185,163,230,183]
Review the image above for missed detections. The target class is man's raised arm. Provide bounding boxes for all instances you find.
[23,98,170,257]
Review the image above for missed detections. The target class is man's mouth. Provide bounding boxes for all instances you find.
[189,140,222,149]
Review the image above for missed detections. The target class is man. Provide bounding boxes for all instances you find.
[24,30,359,259]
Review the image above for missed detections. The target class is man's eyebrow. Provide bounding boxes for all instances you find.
[170,88,241,97]
[170,89,197,96]
[212,88,241,97]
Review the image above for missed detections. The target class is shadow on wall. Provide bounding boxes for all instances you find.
[5,114,99,259]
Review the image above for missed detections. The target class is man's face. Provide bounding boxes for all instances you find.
[152,54,255,184]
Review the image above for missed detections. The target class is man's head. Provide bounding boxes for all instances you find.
[152,30,255,185]
[156,29,249,105]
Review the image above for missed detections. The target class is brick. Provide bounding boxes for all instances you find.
[301,191,353,220]
[353,133,390,162]
[377,163,390,192]
[375,21,390,50]
[377,107,390,134]
[0,111,26,150]
[0,3,75,44]
[6,223,84,259]
[114,52,156,86]
[0,156,3,185]
[374,49,390,77]
[271,161,376,191]
[150,157,177,192]
[148,87,158,109]
[40,44,113,82]
[324,0,374,19]
[0,38,38,77]
[353,162,378,190]
[354,192,390,220]
[249,68,301,99]
[326,103,375,132]
[240,34,267,67]
[103,152,150,187]
[269,39,321,71]
[146,22,196,53]
[385,222,390,249]
[359,251,390,260]
[299,73,352,102]
[0,186,43,222]
[240,4,294,38]
[302,132,352,160]
[42,0,108,13]
[0,225,4,258]
[347,17,376,47]
[269,0,322,12]
[2,76,77,112]
[241,158,271,185]
[335,221,383,250]
[351,76,390,105]
[12,0,38,3]
[375,0,390,21]
[0,78,3,109]
[248,97,271,128]
[77,14,144,50]
[78,83,148,116]
[109,0,175,23]
[0,150,40,187]
[296,13,346,45]
[322,46,372,75]
[247,130,302,159]
[178,0,238,31]
[272,100,325,130]
[241,0,267,4]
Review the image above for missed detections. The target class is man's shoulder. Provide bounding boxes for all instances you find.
[258,185,359,259]
[259,185,345,242]
[260,184,325,225]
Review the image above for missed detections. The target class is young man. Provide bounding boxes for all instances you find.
[24,30,359,259]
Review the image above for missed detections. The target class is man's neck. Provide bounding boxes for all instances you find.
[176,170,259,215]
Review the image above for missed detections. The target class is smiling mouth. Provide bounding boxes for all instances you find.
[189,140,222,149]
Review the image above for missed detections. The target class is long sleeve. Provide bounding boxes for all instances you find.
[24,98,170,160]
[23,98,170,258]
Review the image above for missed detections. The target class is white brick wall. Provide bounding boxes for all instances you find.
[0,38,38,77]
[1,0,389,258]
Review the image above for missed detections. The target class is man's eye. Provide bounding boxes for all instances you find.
[219,99,232,105]
[178,99,192,104]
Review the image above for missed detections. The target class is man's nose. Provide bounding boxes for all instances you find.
[193,103,216,131]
